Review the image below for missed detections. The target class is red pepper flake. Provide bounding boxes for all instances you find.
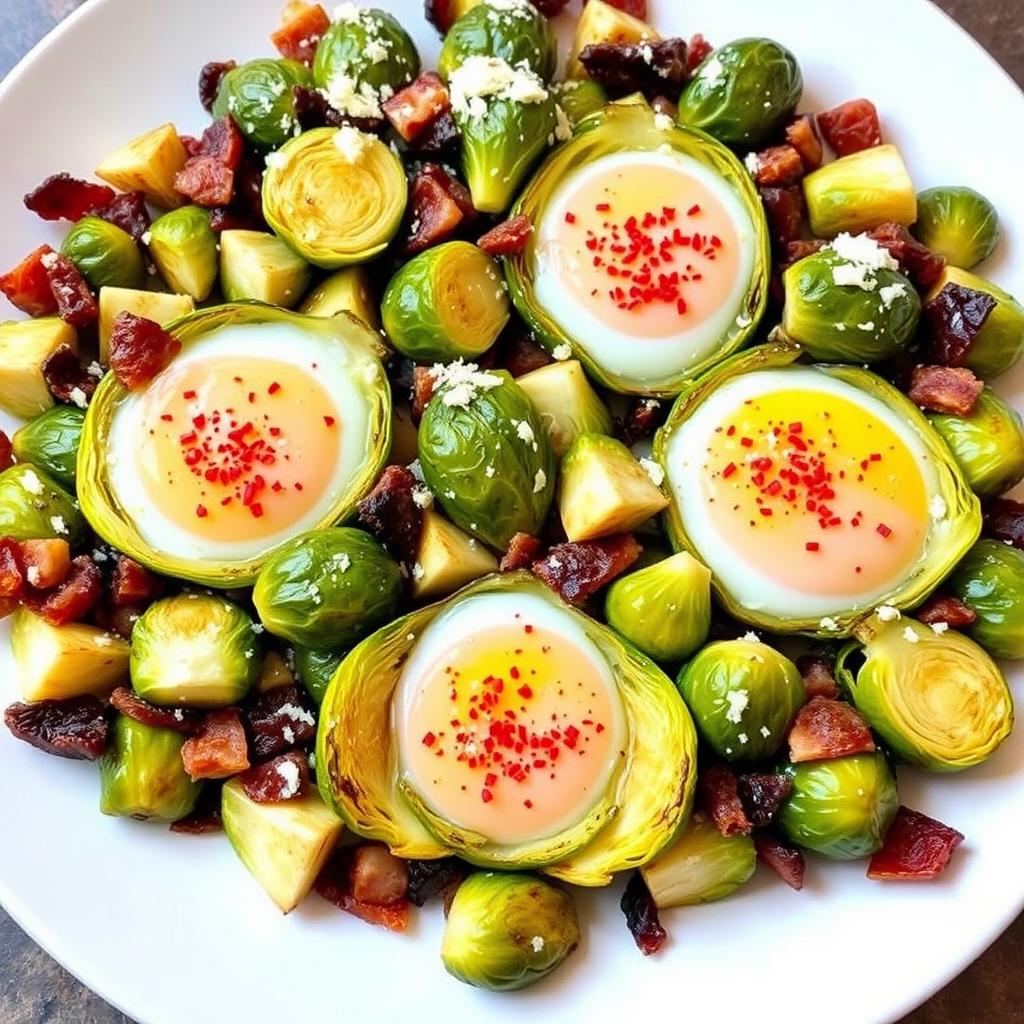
[196,504,208,518]
[806,541,820,552]
[565,212,576,224]
[740,437,753,448]
[323,415,335,427]
[876,523,892,538]
[422,732,436,747]
[517,684,533,699]
[268,381,281,395]
[759,507,773,517]
[595,202,611,212]
[722,462,737,478]
[524,624,534,633]
[183,389,196,399]
[481,788,493,804]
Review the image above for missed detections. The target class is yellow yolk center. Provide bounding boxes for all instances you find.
[135,355,341,542]
[703,388,930,595]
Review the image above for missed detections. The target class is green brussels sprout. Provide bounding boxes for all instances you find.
[212,58,311,148]
[438,0,557,82]
[551,78,607,127]
[11,406,85,491]
[418,369,555,549]
[640,812,756,907]
[312,7,419,117]
[0,463,87,545]
[913,186,999,270]
[778,752,898,860]
[294,644,345,705]
[61,216,145,291]
[928,388,1024,499]
[604,551,712,662]
[837,613,1012,770]
[99,714,202,822]
[147,206,218,302]
[130,593,262,708]
[441,872,579,991]
[381,241,510,361]
[781,247,920,363]
[676,38,802,148]
[947,538,1024,660]
[253,527,402,649]
[677,637,805,761]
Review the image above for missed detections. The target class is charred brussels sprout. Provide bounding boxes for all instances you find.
[677,638,804,761]
[914,186,999,270]
[148,206,218,302]
[212,58,310,148]
[947,539,1024,660]
[418,369,555,549]
[99,715,202,822]
[677,38,802,148]
[12,406,84,492]
[381,241,510,361]
[778,752,898,860]
[928,388,1024,499]
[253,528,403,649]
[605,552,712,663]
[442,872,579,991]
[438,0,557,82]
[130,594,262,708]
[551,79,606,127]
[61,216,145,291]
[294,645,345,705]
[0,464,87,545]
[782,247,920,362]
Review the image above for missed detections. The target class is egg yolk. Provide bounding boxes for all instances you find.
[134,355,341,542]
[701,388,930,596]
[538,159,742,338]
[397,621,622,846]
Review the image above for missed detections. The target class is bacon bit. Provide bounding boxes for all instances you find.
[753,145,805,187]
[238,750,310,803]
[788,697,875,764]
[620,872,666,956]
[271,1,330,65]
[984,497,1024,551]
[410,366,437,423]
[907,364,983,416]
[758,185,806,249]
[578,37,688,98]
[316,848,410,932]
[199,60,237,112]
[532,534,642,605]
[0,432,12,473]
[42,252,97,328]
[500,532,543,572]
[424,0,463,33]
[797,653,840,700]
[4,696,109,761]
[0,245,59,317]
[867,806,964,881]
[109,686,199,734]
[109,312,181,390]
[22,556,102,626]
[244,684,317,760]
[96,190,151,243]
[174,156,235,207]
[699,763,752,837]
[500,331,552,378]
[23,173,115,222]
[111,555,164,608]
[737,772,793,828]
[169,786,223,834]
[785,114,823,170]
[356,465,424,565]
[406,858,467,907]
[684,33,714,76]
[20,539,71,590]
[867,222,946,291]
[0,539,24,600]
[42,344,97,405]
[616,397,666,448]
[181,708,250,781]
[755,834,805,891]
[411,109,460,158]
[350,845,410,905]
[817,98,882,156]
[405,164,475,256]
[923,282,998,368]
[478,214,533,256]
[916,593,977,629]
[198,116,244,172]
[382,71,450,142]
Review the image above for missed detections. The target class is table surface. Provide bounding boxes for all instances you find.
[1,1,1023,1022]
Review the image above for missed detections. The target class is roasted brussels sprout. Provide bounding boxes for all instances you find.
[147,205,218,302]
[299,266,379,327]
[438,0,558,82]
[130,593,262,708]
[219,229,311,307]
[262,127,407,268]
[441,872,579,991]
[551,78,607,127]
[418,368,555,549]
[947,539,1024,660]
[99,714,202,822]
[913,186,999,270]
[782,246,920,362]
[294,644,345,705]
[677,637,804,761]
[515,359,612,458]
[778,752,898,860]
[12,406,84,492]
[212,57,310,148]
[253,527,403,649]
[0,317,77,420]
[676,38,802,148]
[0,463,87,545]
[928,388,1024,499]
[61,216,146,291]
[605,552,712,663]
[381,241,510,361]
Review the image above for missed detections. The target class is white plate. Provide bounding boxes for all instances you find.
[1,2,1022,1022]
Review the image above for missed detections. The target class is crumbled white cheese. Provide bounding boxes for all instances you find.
[332,551,352,572]
[553,103,572,143]
[819,616,840,632]
[278,703,316,727]
[929,495,948,520]
[412,485,434,509]
[448,56,548,121]
[25,566,40,587]
[49,515,67,535]
[744,152,761,177]
[530,935,545,952]
[857,321,875,332]
[265,149,290,170]
[513,419,536,445]
[428,359,503,407]
[759,725,772,739]
[931,621,949,635]
[40,251,59,271]
[276,760,302,799]
[411,562,425,581]
[322,74,387,119]
[20,469,44,496]
[902,625,920,644]
[68,386,88,409]
[407,459,425,482]
[738,732,749,745]
[879,282,908,308]
[533,468,547,493]
[331,2,362,22]
[876,604,901,622]
[653,111,674,131]
[552,343,572,361]
[140,230,152,246]
[700,55,726,89]
[724,689,749,724]
[251,623,265,634]
[829,232,899,291]
[282,725,296,745]
[86,361,104,378]
[485,465,496,478]
[639,457,664,488]
[741,630,760,643]
[364,38,389,64]
[333,124,372,163]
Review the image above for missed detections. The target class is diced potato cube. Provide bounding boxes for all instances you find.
[98,286,194,361]
[0,318,77,419]
[95,123,188,209]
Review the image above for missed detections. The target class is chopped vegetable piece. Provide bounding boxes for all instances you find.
[866,806,964,881]
[788,696,876,764]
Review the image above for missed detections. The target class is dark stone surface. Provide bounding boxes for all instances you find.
[1,1,1023,1022]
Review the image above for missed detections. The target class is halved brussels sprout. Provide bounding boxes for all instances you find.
[0,463,87,545]
[61,216,146,291]
[442,872,579,991]
[913,186,999,270]
[505,102,770,396]
[12,406,84,492]
[262,127,407,268]
[947,539,1024,660]
[294,644,345,705]
[418,368,554,550]
[438,0,557,82]
[778,753,898,860]
[551,79,607,127]
[604,551,712,663]
[299,266,379,327]
[148,206,218,302]
[677,39,802,148]
[253,527,403,649]
[381,241,510,361]
[837,613,1012,770]
[212,58,311,148]
[515,359,612,458]
[928,388,1024,499]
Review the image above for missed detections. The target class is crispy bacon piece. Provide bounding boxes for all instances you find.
[737,772,793,828]
[817,98,881,156]
[532,534,642,605]
[107,604,144,640]
[351,845,410,905]
[867,222,946,291]
[199,60,237,112]
[500,533,543,572]
[170,785,223,834]
[0,431,12,472]
[755,834,805,891]
[781,238,826,267]
[4,696,109,760]
[411,110,460,157]
[699,763,752,837]
[907,364,983,416]
[785,114,823,171]
[23,556,103,626]
[41,344,96,405]
[20,539,71,590]
[244,684,317,760]
[788,696,875,764]
[41,251,97,328]
[984,497,1024,550]
[181,708,250,781]
[501,332,552,377]
[108,312,182,390]
[533,0,571,13]
[271,2,330,65]
[868,806,964,881]
[796,653,840,700]
[383,72,450,142]
[23,173,116,222]
[684,33,713,75]
[315,849,410,931]
[424,0,460,34]
[179,134,204,159]
[409,368,436,424]
[0,245,59,317]
[478,215,533,256]
[406,858,468,906]
[174,156,235,207]
[198,116,244,171]
[208,206,257,233]
[109,686,199,735]
[406,164,475,255]
[356,465,424,564]
[916,593,977,629]
[96,190,151,243]
[620,872,666,956]
[753,145,804,187]
[0,538,25,599]
[590,0,648,18]
[616,398,665,448]
[238,750,310,803]
[579,38,689,98]
[923,281,997,367]
[110,555,165,608]
[759,185,806,249]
